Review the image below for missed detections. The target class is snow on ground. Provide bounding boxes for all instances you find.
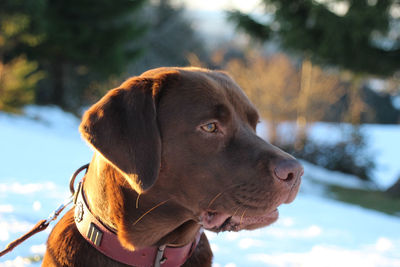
[1,106,400,267]
[300,161,375,191]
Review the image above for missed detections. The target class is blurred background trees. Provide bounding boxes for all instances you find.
[228,0,400,125]
[229,0,400,75]
[226,0,400,183]
[0,0,45,112]
[0,0,205,112]
[31,0,148,111]
[128,0,207,75]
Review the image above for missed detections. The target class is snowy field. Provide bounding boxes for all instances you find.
[0,106,400,267]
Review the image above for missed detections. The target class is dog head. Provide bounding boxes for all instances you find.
[80,67,302,247]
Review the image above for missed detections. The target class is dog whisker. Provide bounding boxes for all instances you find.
[136,194,141,209]
[132,199,171,227]
[231,206,241,217]
[206,183,244,210]
[240,208,247,226]
[207,192,223,209]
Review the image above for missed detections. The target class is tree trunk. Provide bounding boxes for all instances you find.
[345,74,365,124]
[268,120,278,145]
[295,58,312,150]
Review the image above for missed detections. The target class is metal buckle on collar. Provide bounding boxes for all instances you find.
[154,245,167,267]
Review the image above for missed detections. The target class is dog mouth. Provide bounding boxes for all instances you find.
[200,209,279,232]
[200,179,301,232]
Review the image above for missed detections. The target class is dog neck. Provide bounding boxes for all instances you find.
[74,175,202,266]
[84,154,119,231]
[83,153,201,250]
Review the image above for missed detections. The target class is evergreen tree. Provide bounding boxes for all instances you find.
[0,0,45,112]
[30,0,148,109]
[129,0,207,74]
[229,0,400,76]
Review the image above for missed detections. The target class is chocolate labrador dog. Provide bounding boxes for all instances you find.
[43,67,302,267]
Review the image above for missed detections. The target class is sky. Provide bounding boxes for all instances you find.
[181,0,400,18]
[180,0,261,12]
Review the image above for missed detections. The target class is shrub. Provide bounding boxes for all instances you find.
[0,56,45,113]
[281,128,375,181]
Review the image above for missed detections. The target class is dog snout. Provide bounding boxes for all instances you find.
[273,159,303,183]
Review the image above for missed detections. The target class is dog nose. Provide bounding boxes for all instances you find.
[274,159,303,182]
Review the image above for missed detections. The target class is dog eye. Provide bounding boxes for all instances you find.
[201,122,218,133]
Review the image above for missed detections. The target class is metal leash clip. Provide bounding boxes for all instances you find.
[44,196,74,225]
[46,163,90,225]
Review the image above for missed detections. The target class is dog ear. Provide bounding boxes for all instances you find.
[79,72,177,193]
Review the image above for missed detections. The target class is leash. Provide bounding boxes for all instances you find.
[0,164,89,258]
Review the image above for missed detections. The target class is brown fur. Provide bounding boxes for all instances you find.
[43,67,302,266]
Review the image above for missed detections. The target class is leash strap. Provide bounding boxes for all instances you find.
[0,164,89,258]
[0,219,49,257]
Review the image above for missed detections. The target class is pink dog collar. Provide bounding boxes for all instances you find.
[73,180,202,267]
